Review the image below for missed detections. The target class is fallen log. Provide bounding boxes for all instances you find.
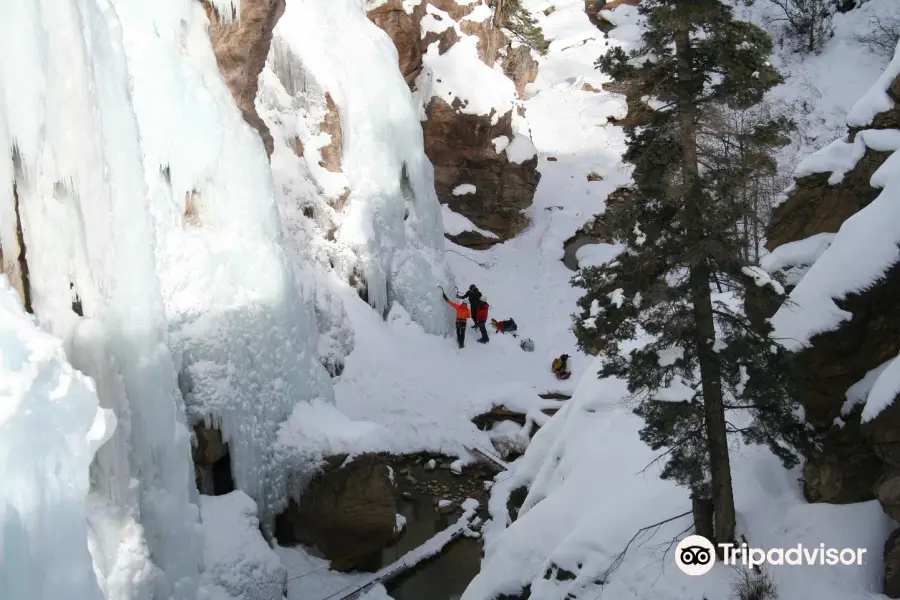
[466,444,509,471]
[327,508,477,600]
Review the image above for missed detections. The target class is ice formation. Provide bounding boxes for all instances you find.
[109,0,343,532]
[0,0,205,596]
[268,0,455,335]
[0,277,112,600]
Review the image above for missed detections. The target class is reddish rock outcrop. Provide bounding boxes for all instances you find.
[425,102,538,240]
[201,0,285,157]
[367,0,541,246]
[319,93,343,173]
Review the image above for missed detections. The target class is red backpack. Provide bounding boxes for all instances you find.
[475,300,489,322]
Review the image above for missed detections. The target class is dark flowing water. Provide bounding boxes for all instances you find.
[379,457,492,600]
[562,235,600,271]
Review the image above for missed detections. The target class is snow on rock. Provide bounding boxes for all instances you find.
[453,183,478,195]
[760,232,835,287]
[770,49,900,350]
[441,204,500,239]
[792,129,900,183]
[488,420,531,459]
[505,133,538,164]
[275,0,455,334]
[462,3,493,23]
[847,40,900,128]
[414,34,517,125]
[421,4,455,37]
[0,276,112,600]
[845,355,898,416]
[200,492,287,600]
[575,243,625,269]
[860,352,900,422]
[492,135,511,153]
[275,397,391,461]
[742,265,785,295]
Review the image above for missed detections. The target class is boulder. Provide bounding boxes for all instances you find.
[277,454,397,571]
[193,424,228,466]
[192,424,234,495]
[801,425,881,504]
[201,0,285,157]
[876,470,900,522]
[886,529,900,598]
[765,148,889,252]
[426,100,539,241]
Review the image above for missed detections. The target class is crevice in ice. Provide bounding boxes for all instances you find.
[12,181,32,313]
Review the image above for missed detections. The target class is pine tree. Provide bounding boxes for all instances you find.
[573,0,820,545]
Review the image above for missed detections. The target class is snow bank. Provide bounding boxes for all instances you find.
[860,352,900,422]
[575,243,625,268]
[275,0,455,335]
[464,355,891,600]
[793,129,900,183]
[413,27,517,125]
[441,204,500,239]
[200,492,287,600]
[760,232,835,288]
[847,40,900,128]
[0,277,112,600]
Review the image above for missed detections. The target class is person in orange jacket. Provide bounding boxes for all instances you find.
[443,292,470,348]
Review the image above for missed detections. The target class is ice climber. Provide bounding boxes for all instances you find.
[472,297,490,343]
[443,292,471,348]
[457,284,483,328]
[551,354,572,380]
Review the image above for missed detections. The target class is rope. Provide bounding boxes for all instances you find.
[444,249,495,269]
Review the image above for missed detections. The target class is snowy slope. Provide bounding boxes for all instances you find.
[736,0,900,180]
[464,356,891,600]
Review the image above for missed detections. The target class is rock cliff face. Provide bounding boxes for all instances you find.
[201,0,286,157]
[367,0,541,246]
[764,64,900,595]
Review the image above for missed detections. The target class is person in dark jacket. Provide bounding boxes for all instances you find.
[457,285,483,328]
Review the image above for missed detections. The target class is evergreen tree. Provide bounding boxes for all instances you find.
[573,0,820,545]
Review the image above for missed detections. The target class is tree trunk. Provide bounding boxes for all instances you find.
[691,492,715,543]
[673,8,736,546]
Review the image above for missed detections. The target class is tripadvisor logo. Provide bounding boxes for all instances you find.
[674,535,868,575]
